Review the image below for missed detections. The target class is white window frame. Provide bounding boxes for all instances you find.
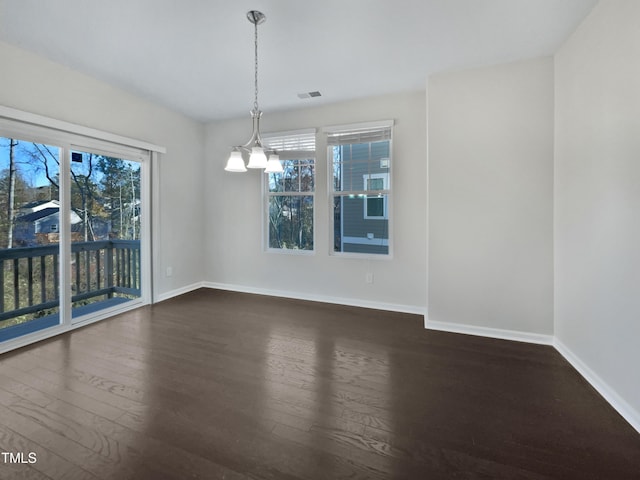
[67,142,152,326]
[325,120,394,259]
[262,129,316,255]
[363,173,389,220]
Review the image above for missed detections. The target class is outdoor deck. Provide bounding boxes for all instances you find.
[0,240,140,341]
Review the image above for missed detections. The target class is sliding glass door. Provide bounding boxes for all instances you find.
[0,136,62,341]
[68,148,145,322]
[0,124,150,345]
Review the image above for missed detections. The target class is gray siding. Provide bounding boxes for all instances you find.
[334,141,390,254]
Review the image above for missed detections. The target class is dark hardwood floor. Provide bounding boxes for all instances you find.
[0,289,638,479]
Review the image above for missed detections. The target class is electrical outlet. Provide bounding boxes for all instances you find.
[366,272,374,284]
[166,267,173,277]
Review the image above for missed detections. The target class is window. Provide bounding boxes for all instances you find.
[327,121,393,256]
[363,173,388,219]
[263,130,316,252]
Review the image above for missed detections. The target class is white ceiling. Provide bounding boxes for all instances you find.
[0,0,598,123]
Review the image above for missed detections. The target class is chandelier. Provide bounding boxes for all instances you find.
[224,10,282,173]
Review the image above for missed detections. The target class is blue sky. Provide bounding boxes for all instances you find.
[0,137,59,188]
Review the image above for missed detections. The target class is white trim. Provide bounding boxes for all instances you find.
[72,298,145,326]
[266,247,315,256]
[3,271,638,435]
[70,141,147,163]
[151,152,161,303]
[59,146,72,326]
[1,324,67,355]
[363,173,389,219]
[425,319,554,345]
[554,338,640,434]
[0,300,144,355]
[262,127,316,143]
[343,236,389,246]
[67,145,151,325]
[140,151,153,304]
[1,284,197,354]
[204,282,426,316]
[263,127,316,137]
[327,124,394,258]
[0,117,153,342]
[425,81,430,356]
[323,119,395,134]
[155,282,205,303]
[0,105,166,153]
[330,251,394,261]
[423,316,639,434]
[264,153,316,253]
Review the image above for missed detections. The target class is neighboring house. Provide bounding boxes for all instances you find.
[14,207,82,246]
[19,199,61,214]
[79,217,111,241]
[336,141,390,255]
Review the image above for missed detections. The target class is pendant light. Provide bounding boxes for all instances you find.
[225,10,283,174]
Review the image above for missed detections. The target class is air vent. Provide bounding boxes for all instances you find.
[297,91,322,99]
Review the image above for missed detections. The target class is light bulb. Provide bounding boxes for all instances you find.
[224,151,246,172]
[246,146,267,168]
[265,154,283,173]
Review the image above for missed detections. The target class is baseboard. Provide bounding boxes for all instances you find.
[203,282,426,316]
[554,338,640,434]
[424,318,639,434]
[425,319,554,345]
[157,285,640,434]
[155,282,205,303]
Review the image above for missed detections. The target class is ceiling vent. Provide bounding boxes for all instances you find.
[297,91,322,99]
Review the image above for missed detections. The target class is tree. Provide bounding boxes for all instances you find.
[0,139,33,248]
[2,144,141,244]
[24,142,60,201]
[6,139,18,248]
[97,157,140,240]
[267,159,314,250]
[26,145,107,241]
[70,153,99,241]
[126,164,140,239]
[0,166,31,248]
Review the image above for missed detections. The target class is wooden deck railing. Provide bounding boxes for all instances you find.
[0,240,140,323]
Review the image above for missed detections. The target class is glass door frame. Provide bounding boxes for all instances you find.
[0,113,155,352]
[67,141,151,326]
[0,121,71,342]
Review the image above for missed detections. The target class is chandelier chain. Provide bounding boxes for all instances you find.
[253,19,259,112]
[225,10,280,173]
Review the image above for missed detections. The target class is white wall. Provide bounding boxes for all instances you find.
[555,0,640,429]
[205,91,427,313]
[0,1,636,433]
[0,41,205,299]
[427,57,555,336]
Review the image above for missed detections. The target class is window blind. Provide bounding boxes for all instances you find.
[325,120,393,146]
[262,129,316,153]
